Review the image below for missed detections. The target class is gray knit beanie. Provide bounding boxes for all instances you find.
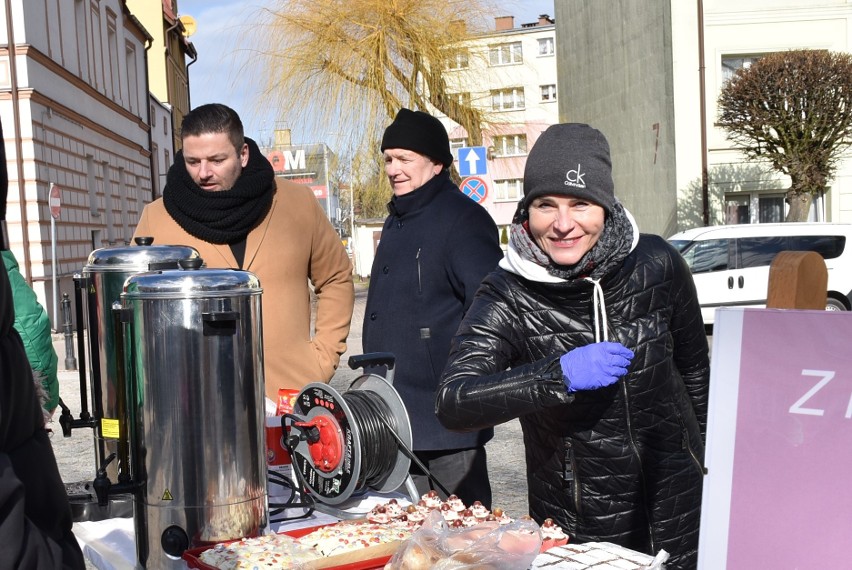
[380,108,454,167]
[522,123,616,213]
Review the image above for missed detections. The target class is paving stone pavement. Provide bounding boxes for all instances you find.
[49,280,529,531]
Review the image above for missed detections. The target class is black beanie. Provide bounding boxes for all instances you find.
[522,123,616,213]
[380,108,454,167]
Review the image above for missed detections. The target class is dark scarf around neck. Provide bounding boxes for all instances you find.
[163,137,275,244]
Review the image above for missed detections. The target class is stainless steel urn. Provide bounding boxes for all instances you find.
[82,239,200,484]
[121,259,267,569]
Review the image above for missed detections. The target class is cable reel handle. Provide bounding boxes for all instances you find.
[348,352,396,371]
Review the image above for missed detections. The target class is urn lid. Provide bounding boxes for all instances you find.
[122,257,262,299]
[84,236,200,273]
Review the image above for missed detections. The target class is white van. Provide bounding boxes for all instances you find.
[668,222,852,326]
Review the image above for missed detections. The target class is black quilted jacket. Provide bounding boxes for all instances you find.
[436,234,709,570]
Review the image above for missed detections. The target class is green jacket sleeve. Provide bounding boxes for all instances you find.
[2,251,59,412]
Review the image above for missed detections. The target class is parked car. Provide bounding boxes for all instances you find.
[668,222,852,326]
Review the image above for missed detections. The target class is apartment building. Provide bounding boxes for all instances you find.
[436,14,559,235]
[1,0,154,323]
[554,0,852,236]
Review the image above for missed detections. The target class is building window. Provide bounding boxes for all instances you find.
[118,167,129,242]
[125,43,138,113]
[541,84,557,102]
[489,42,523,66]
[757,195,785,223]
[538,37,554,56]
[721,54,763,83]
[724,194,749,224]
[491,87,525,111]
[724,192,819,224]
[86,155,99,217]
[492,134,527,157]
[75,0,90,82]
[450,92,471,106]
[90,5,103,92]
[106,11,121,103]
[449,138,468,163]
[445,49,469,70]
[151,142,160,198]
[494,178,523,201]
[103,162,115,244]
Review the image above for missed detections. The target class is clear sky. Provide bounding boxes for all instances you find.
[176,0,555,144]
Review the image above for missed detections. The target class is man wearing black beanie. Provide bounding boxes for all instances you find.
[363,108,503,507]
[0,119,86,568]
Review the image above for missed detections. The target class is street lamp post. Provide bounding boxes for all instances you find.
[327,132,357,276]
[348,156,357,277]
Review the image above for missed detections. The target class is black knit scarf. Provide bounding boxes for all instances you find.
[163,137,275,244]
[509,201,634,281]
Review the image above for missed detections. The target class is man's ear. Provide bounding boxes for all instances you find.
[240,143,249,167]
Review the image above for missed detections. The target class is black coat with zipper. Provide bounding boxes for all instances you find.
[363,171,502,450]
[436,234,709,570]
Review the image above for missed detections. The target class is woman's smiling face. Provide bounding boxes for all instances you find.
[527,194,606,266]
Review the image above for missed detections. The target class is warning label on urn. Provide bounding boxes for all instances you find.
[101,418,120,439]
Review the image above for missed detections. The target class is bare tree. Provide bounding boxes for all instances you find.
[717,49,852,221]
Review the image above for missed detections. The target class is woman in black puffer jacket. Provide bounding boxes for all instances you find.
[436,124,709,570]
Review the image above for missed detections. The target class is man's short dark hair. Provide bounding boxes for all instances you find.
[180,103,245,153]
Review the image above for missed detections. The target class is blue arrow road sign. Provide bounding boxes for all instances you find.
[457,146,487,177]
[460,176,488,204]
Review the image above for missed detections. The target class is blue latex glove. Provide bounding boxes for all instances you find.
[560,342,634,392]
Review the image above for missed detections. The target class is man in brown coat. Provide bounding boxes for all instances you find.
[134,104,354,400]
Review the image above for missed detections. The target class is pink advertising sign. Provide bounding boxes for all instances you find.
[699,308,852,569]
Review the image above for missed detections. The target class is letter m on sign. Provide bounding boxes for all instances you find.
[284,149,306,171]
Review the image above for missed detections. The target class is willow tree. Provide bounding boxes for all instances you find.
[717,49,852,221]
[250,0,500,219]
[253,0,500,145]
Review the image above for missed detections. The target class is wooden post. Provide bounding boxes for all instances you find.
[766,251,827,310]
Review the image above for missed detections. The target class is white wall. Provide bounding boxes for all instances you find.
[352,220,384,279]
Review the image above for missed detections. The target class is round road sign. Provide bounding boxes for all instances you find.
[49,184,61,220]
[460,176,488,204]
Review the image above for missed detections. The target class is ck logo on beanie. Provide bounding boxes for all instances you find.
[565,164,586,189]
